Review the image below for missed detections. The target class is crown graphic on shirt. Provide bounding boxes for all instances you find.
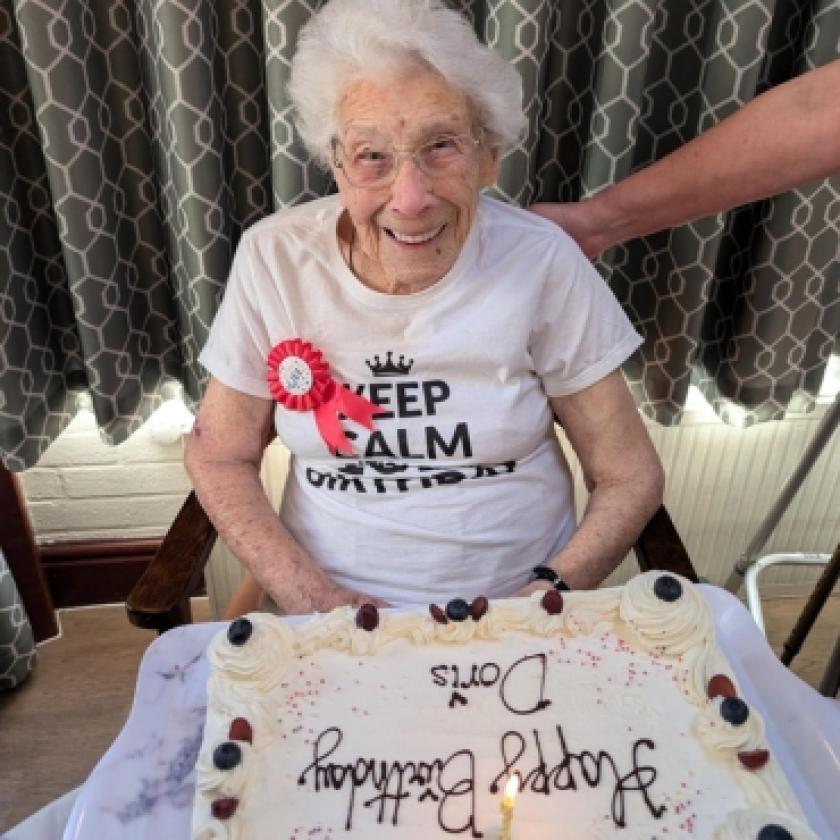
[365,351,414,377]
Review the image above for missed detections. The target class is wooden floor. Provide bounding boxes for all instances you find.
[1,594,837,832]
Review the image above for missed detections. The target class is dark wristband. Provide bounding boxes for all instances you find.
[531,565,570,591]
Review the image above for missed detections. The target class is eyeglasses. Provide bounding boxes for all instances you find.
[331,131,483,188]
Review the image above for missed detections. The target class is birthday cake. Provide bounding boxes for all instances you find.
[191,572,816,839]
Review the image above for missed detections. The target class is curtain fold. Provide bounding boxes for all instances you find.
[689,0,840,424]
[1,0,838,470]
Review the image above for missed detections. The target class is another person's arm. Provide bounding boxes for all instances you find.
[521,370,664,591]
[185,377,383,614]
[531,59,840,258]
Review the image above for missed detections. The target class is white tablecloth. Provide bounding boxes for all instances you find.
[4,788,78,840]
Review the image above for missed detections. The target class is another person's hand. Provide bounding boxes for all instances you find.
[529,201,605,259]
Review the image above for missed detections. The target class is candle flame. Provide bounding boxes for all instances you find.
[503,775,519,806]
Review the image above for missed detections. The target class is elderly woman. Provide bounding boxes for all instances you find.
[185,0,664,615]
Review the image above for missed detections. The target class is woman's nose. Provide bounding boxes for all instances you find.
[388,157,433,216]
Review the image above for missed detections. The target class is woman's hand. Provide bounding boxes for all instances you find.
[223,572,387,619]
[306,580,388,613]
[511,580,553,599]
[185,377,383,616]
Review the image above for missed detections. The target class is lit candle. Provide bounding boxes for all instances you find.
[499,776,519,840]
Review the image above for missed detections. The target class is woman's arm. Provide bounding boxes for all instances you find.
[185,377,383,614]
[531,59,840,258]
[524,370,665,590]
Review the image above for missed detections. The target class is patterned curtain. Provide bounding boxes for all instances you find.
[1,0,838,470]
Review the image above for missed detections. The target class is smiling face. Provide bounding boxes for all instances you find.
[332,68,498,294]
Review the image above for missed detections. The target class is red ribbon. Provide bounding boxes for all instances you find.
[266,338,377,455]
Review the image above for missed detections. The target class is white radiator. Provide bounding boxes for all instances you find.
[559,402,840,590]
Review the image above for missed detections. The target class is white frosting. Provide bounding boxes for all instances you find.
[695,695,766,754]
[207,614,296,686]
[195,742,254,799]
[715,808,818,839]
[191,572,814,839]
[192,817,238,840]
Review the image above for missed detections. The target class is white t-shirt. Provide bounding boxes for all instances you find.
[199,195,641,607]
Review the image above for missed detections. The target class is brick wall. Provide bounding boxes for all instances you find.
[20,403,193,544]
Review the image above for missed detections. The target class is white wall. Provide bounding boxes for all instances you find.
[19,401,193,543]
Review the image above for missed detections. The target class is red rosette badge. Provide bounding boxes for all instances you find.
[266,338,378,455]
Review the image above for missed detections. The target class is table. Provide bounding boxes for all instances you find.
[63,587,840,839]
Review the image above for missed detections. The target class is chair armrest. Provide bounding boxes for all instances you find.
[632,505,698,582]
[126,491,217,633]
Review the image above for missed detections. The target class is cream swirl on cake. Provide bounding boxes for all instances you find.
[696,696,811,818]
[208,613,295,687]
[619,572,732,703]
[619,571,714,656]
[195,742,254,798]
[192,817,239,840]
[205,614,296,721]
[714,808,818,839]
[695,695,766,754]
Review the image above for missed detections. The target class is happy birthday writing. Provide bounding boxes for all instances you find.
[295,652,666,833]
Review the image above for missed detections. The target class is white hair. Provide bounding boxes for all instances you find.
[287,0,526,166]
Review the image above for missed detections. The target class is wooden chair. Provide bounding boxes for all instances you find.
[126,495,696,633]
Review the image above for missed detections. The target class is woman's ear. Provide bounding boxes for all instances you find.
[479,146,500,188]
[327,147,342,189]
